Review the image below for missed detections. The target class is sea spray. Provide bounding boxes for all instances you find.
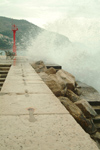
[26,19,100,93]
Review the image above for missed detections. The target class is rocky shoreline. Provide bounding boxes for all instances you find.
[31,60,100,149]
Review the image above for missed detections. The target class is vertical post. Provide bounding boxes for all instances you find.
[13,43,16,56]
[12,24,18,56]
[13,30,16,44]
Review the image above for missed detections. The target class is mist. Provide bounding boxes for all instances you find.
[26,17,100,93]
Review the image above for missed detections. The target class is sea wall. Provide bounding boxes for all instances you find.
[31,60,100,149]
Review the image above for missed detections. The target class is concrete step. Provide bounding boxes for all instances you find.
[0,74,7,78]
[95,123,100,130]
[92,106,100,109]
[89,101,100,114]
[93,115,100,123]
[93,108,100,114]
[0,70,9,74]
[0,78,6,81]
[0,82,3,86]
[0,86,2,91]
[0,64,11,67]
[0,67,10,70]
[89,101,100,106]
[46,64,62,70]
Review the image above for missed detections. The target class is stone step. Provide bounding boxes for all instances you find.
[0,78,6,81]
[0,86,2,91]
[0,82,3,86]
[89,101,100,106]
[0,70,9,74]
[0,74,7,78]
[93,115,100,123]
[92,105,100,109]
[0,64,11,67]
[93,108,100,114]
[95,123,100,130]
[46,64,62,70]
[0,67,10,70]
[89,102,100,114]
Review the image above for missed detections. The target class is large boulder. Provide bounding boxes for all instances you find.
[75,99,97,118]
[56,69,75,90]
[58,96,97,134]
[49,74,67,95]
[45,67,56,75]
[39,72,66,97]
[49,74,66,89]
[75,81,100,102]
[46,80,62,96]
[67,89,80,102]
[31,61,47,73]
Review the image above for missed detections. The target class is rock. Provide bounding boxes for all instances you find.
[31,61,47,73]
[58,96,97,134]
[76,81,98,93]
[39,73,66,97]
[67,89,80,102]
[34,60,44,65]
[49,74,66,89]
[38,72,49,81]
[45,80,62,97]
[49,74,67,95]
[45,67,56,75]
[56,69,75,90]
[76,81,100,102]
[75,99,97,118]
[91,132,100,140]
[61,89,67,97]
[74,88,82,96]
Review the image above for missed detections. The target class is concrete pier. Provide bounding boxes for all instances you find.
[0,57,99,150]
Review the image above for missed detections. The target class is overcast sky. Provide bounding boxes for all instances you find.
[1,0,100,43]
[0,0,100,27]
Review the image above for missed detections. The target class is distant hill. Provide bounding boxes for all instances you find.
[0,16,70,50]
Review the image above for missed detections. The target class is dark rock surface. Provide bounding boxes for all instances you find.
[58,96,97,134]
[56,69,75,90]
[76,81,100,102]
[67,89,80,102]
[39,72,66,97]
[45,67,57,75]
[75,99,97,118]
[31,61,47,73]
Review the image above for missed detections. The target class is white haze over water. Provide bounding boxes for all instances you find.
[26,17,100,93]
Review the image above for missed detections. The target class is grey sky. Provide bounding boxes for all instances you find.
[0,0,100,27]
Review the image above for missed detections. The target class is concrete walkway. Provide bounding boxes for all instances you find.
[0,57,99,150]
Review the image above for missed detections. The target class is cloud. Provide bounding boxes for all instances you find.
[0,0,100,27]
[0,0,10,6]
